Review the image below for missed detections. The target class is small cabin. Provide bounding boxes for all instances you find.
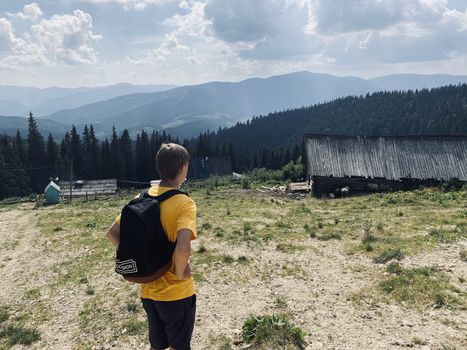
[44,181,60,204]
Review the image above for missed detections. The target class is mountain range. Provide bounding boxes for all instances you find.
[1,71,467,139]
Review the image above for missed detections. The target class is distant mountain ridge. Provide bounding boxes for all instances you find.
[0,83,177,116]
[2,71,467,139]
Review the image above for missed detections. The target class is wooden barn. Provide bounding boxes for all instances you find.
[59,179,118,197]
[303,135,467,197]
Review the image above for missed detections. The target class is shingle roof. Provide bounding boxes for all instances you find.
[304,135,467,180]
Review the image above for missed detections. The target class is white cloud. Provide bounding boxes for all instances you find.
[31,9,102,64]
[81,0,173,11]
[7,2,43,22]
[0,17,48,68]
[0,6,101,69]
[130,1,213,64]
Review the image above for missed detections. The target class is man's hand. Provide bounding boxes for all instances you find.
[106,220,120,247]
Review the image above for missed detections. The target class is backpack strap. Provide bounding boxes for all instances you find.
[140,188,188,202]
[156,189,188,202]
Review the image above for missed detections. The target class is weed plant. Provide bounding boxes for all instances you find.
[241,314,307,350]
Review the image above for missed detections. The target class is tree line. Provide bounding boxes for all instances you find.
[0,113,299,199]
[209,84,467,170]
[1,84,465,198]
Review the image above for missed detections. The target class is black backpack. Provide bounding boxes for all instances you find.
[115,188,188,283]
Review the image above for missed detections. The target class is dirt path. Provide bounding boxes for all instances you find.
[0,205,80,350]
[0,204,41,301]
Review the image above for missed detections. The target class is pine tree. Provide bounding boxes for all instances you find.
[14,130,26,165]
[69,125,83,178]
[82,125,91,179]
[88,125,99,179]
[46,133,58,173]
[100,138,112,178]
[110,126,123,179]
[0,135,30,198]
[27,112,47,192]
[120,129,134,180]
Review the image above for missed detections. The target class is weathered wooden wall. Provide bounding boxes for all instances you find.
[59,179,117,196]
[305,135,467,181]
[311,176,440,197]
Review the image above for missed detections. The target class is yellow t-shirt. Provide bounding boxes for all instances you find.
[116,185,197,301]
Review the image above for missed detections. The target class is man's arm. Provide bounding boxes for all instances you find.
[174,229,193,280]
[106,220,120,247]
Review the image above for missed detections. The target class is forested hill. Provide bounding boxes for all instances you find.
[208,84,467,167]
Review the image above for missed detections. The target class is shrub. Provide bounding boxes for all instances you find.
[386,262,403,274]
[241,177,251,189]
[242,314,307,349]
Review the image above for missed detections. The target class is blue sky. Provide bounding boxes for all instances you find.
[1,0,467,87]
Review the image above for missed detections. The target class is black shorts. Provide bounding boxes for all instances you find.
[141,295,196,350]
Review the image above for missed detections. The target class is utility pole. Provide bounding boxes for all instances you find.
[70,157,73,203]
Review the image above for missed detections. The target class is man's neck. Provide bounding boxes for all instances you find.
[159,180,180,188]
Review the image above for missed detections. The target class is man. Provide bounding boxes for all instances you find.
[107,143,197,350]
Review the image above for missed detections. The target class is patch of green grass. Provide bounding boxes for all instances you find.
[386,262,403,274]
[221,255,235,264]
[202,222,212,230]
[0,324,40,346]
[0,306,9,324]
[121,319,146,336]
[241,314,307,350]
[238,256,249,264]
[276,221,292,229]
[208,333,233,350]
[378,266,466,309]
[280,263,307,279]
[24,288,40,299]
[126,302,139,313]
[317,231,342,241]
[276,243,305,253]
[214,227,225,237]
[373,248,405,264]
[274,296,288,310]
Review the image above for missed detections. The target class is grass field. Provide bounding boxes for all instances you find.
[0,180,466,349]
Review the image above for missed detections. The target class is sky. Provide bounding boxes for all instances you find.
[0,0,467,87]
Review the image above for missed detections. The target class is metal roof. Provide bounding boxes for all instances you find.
[304,135,467,180]
[44,181,60,193]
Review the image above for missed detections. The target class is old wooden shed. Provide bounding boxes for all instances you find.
[59,179,118,197]
[304,135,467,196]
